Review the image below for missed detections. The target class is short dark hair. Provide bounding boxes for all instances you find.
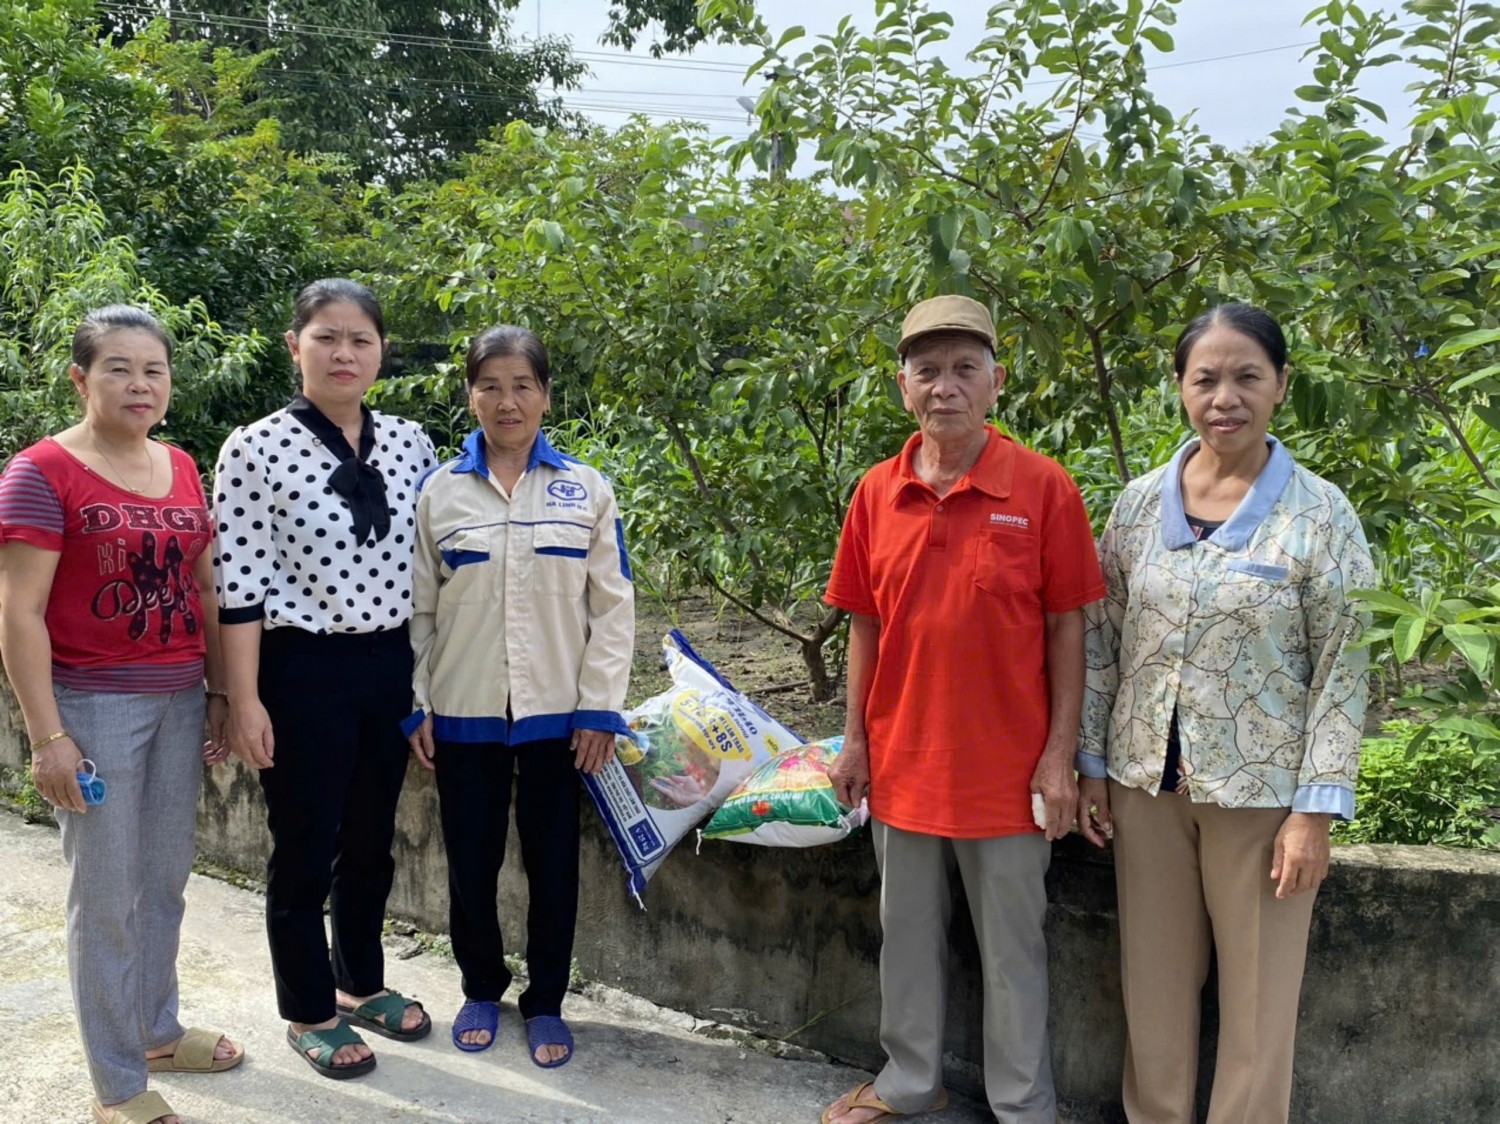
[290,278,385,340]
[465,325,550,387]
[72,305,173,369]
[1173,302,1288,378]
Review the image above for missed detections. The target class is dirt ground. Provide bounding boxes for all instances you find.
[629,595,848,743]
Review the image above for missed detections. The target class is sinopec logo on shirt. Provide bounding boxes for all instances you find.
[547,480,588,504]
[989,512,1031,530]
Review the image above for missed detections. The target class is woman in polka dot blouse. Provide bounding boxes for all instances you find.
[213,279,437,1079]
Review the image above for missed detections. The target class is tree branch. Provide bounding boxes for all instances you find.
[1094,251,1205,335]
[700,570,807,644]
[1086,325,1131,483]
[1027,69,1086,222]
[1423,391,1498,491]
[661,414,766,580]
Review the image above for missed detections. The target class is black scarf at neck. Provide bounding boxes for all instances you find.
[287,394,391,547]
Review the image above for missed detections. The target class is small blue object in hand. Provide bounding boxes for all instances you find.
[76,759,106,806]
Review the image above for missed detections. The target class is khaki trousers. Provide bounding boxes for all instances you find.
[1109,781,1317,1124]
[871,819,1056,1124]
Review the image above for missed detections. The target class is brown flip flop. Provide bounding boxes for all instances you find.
[821,1081,949,1124]
[92,1090,176,1124]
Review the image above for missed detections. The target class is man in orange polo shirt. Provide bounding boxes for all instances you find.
[821,296,1104,1124]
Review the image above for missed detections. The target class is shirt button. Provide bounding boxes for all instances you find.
[935,505,944,513]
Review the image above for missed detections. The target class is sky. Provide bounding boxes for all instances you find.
[524,0,1420,151]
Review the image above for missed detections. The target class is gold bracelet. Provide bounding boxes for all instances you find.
[30,730,71,752]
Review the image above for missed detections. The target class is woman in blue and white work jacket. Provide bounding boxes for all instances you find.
[1076,303,1374,1124]
[404,325,634,1067]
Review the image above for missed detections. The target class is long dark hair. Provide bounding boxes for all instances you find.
[465,325,550,387]
[72,305,173,369]
[1173,303,1288,377]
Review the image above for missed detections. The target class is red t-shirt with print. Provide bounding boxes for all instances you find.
[0,437,212,692]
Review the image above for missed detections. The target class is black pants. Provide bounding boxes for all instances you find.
[434,738,580,1019]
[257,625,413,1023]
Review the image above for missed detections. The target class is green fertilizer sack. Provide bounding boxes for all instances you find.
[698,736,869,848]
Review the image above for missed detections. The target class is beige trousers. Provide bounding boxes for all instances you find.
[871,819,1056,1124]
[1109,781,1317,1124]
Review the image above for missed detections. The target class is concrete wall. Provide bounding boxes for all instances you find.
[3,701,1497,1122]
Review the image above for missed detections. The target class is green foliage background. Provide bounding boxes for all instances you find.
[0,0,1496,844]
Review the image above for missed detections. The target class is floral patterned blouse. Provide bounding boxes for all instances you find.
[1077,437,1375,819]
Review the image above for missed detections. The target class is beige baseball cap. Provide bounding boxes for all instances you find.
[897,295,997,358]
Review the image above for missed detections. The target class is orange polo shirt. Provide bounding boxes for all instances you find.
[825,425,1105,837]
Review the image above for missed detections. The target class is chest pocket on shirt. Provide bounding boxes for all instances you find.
[1212,556,1298,621]
[533,522,591,597]
[974,532,1040,599]
[1225,558,1289,581]
[440,528,493,604]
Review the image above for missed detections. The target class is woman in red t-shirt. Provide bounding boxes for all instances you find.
[0,306,244,1124]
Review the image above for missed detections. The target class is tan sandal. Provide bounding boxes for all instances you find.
[821,1081,949,1124]
[92,1089,177,1124]
[146,1026,244,1073]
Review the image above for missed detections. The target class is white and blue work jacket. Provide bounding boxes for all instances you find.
[403,429,634,745]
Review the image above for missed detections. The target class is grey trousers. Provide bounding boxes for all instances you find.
[872,819,1056,1124]
[54,684,206,1104]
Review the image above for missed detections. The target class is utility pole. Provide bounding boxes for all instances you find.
[736,93,785,182]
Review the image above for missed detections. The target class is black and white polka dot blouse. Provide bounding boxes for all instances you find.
[212,403,437,634]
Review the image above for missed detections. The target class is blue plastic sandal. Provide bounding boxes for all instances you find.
[525,1014,573,1069]
[452,1000,500,1053]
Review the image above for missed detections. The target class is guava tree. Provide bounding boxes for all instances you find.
[375,121,930,697]
[706,0,1260,489]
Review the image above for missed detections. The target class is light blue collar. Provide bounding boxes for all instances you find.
[451,428,571,478]
[1160,435,1294,551]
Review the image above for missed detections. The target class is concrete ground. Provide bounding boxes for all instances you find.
[0,813,1003,1124]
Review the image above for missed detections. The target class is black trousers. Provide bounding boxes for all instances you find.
[433,737,580,1019]
[257,625,413,1023]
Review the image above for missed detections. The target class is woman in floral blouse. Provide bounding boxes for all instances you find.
[1076,303,1374,1124]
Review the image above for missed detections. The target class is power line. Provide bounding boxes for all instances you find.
[97,1,1426,91]
[96,1,756,73]
[94,1,1430,142]
[577,88,749,100]
[265,65,750,115]
[264,71,750,123]
[99,0,1426,80]
[261,71,752,127]
[1150,22,1422,72]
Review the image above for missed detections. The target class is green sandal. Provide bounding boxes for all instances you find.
[335,990,432,1042]
[286,1020,377,1080]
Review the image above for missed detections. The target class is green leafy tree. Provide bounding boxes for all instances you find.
[376,121,926,697]
[601,0,751,56]
[703,0,1500,771]
[100,0,585,182]
[1,0,364,463]
[1219,0,1500,784]
[707,0,1258,490]
[0,164,263,458]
